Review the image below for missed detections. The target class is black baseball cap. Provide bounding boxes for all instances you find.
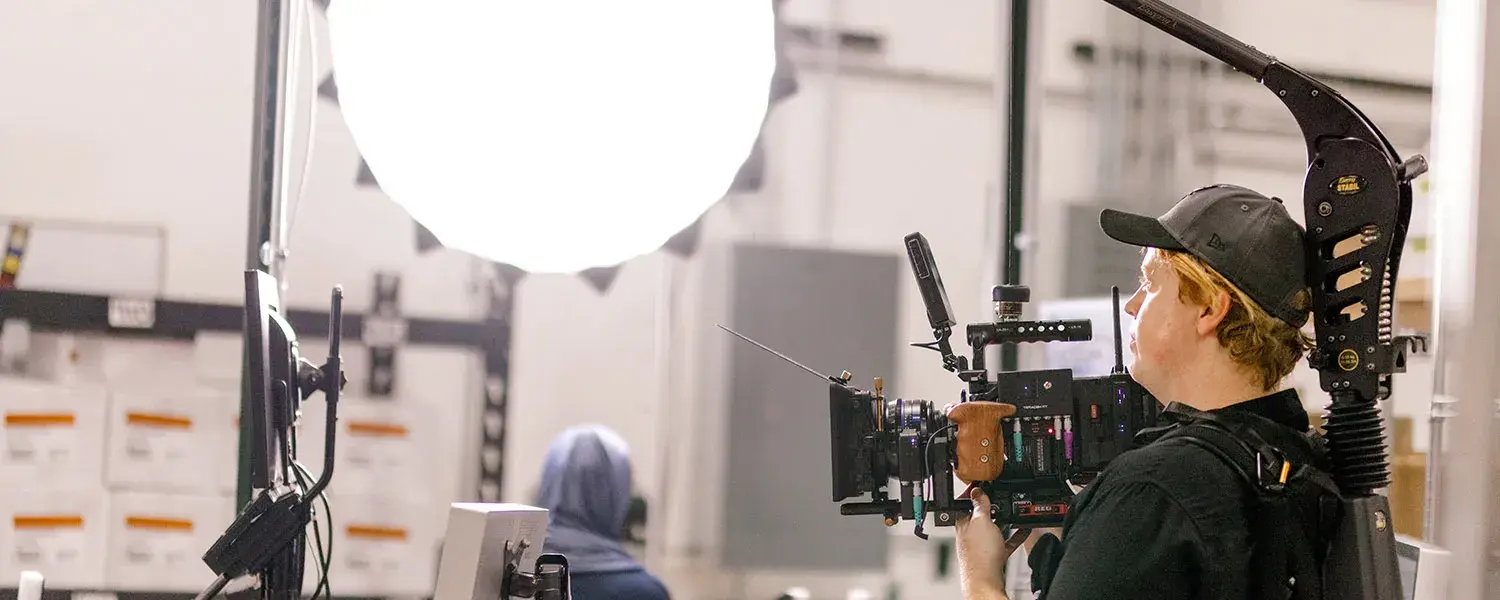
[1099,184,1310,328]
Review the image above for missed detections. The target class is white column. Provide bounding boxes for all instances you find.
[1428,0,1500,597]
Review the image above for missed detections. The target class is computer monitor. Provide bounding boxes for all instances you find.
[1395,534,1451,600]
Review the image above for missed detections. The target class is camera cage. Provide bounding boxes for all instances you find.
[827,233,1158,536]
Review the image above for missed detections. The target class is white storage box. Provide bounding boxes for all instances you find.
[0,486,109,589]
[105,390,238,493]
[297,398,434,500]
[320,493,444,597]
[103,492,235,592]
[27,334,195,388]
[0,378,107,487]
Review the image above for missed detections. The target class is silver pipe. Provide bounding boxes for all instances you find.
[818,0,843,244]
[645,258,678,574]
[1426,0,1500,592]
[271,0,307,301]
[1090,12,1112,202]
[1423,393,1454,539]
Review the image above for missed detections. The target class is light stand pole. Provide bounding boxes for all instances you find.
[996,0,1033,373]
[238,0,294,509]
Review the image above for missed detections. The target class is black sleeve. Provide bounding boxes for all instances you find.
[1028,532,1063,592]
[1036,479,1208,600]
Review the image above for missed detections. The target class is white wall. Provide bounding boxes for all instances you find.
[0,0,483,317]
[0,1,1441,598]
[0,1,490,577]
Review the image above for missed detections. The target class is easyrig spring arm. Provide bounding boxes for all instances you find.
[1098,3,1428,599]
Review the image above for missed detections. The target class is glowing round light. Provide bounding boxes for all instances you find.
[326,1,777,273]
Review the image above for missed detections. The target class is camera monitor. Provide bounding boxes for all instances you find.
[244,270,280,491]
[243,270,304,492]
[198,272,344,600]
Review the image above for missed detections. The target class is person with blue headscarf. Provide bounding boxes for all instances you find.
[536,425,671,600]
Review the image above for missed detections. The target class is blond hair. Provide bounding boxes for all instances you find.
[1151,249,1314,391]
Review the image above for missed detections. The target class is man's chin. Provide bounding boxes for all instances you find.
[1126,365,1153,391]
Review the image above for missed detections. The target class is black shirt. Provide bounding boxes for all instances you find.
[1028,388,1310,600]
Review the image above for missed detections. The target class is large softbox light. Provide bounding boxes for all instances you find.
[324,1,780,275]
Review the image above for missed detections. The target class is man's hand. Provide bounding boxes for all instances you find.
[954,487,1030,600]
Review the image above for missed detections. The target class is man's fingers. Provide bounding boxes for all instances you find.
[968,486,991,518]
[969,491,990,527]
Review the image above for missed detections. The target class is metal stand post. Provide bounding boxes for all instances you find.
[238,0,292,509]
[1427,0,1500,594]
[997,0,1033,372]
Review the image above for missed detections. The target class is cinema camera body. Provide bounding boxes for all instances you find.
[829,232,1159,537]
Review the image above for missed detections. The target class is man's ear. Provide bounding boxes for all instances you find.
[1197,290,1230,335]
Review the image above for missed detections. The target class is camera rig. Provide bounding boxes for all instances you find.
[841,234,1160,535]
[729,1,1429,595]
[723,232,1159,536]
[873,234,1163,538]
[727,2,1428,596]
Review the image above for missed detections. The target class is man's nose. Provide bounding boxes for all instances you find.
[1124,287,1144,316]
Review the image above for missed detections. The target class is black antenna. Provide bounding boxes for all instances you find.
[1111,286,1126,375]
[716,324,839,383]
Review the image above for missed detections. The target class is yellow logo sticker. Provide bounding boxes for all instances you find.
[1332,175,1364,196]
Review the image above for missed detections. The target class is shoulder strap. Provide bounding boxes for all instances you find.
[1161,406,1333,480]
[1156,416,1284,491]
[1155,413,1342,600]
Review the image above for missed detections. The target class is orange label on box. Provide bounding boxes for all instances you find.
[347,421,409,438]
[346,524,408,541]
[125,516,194,532]
[126,412,193,430]
[5,413,76,427]
[14,515,84,529]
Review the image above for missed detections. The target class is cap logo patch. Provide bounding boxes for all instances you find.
[1207,234,1227,251]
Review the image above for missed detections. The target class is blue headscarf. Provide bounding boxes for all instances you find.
[535,425,641,574]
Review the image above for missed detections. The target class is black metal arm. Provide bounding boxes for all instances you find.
[1101,0,1273,78]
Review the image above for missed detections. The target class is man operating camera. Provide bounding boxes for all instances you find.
[955,184,1318,600]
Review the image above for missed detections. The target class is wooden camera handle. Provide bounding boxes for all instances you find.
[944,401,1017,483]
